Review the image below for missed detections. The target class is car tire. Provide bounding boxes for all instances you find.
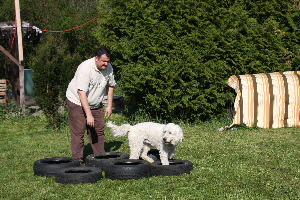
[151,159,193,176]
[147,149,160,161]
[33,157,81,177]
[55,166,102,184]
[85,152,129,171]
[104,159,152,180]
[139,149,160,161]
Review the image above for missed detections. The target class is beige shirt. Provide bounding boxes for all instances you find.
[66,57,116,109]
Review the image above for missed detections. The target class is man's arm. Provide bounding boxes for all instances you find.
[78,90,94,127]
[105,85,114,118]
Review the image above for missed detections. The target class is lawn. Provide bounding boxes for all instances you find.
[0,114,299,199]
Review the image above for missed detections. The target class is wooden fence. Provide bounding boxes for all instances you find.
[0,79,8,103]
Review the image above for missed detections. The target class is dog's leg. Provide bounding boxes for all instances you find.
[159,146,170,165]
[129,148,142,159]
[168,146,176,159]
[140,144,154,163]
[128,138,143,160]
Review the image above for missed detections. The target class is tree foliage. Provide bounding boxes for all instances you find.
[29,34,82,129]
[0,0,100,129]
[94,0,300,121]
[1,0,299,124]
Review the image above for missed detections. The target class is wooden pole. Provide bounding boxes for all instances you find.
[0,45,23,67]
[14,0,25,107]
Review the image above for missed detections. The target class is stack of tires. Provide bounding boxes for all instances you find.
[33,150,193,184]
[33,156,103,184]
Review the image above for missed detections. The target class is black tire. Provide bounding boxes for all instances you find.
[55,166,102,184]
[147,149,160,161]
[33,157,81,177]
[85,152,129,171]
[139,149,160,161]
[105,159,152,180]
[151,159,193,176]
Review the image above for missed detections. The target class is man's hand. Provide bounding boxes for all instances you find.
[86,114,95,127]
[105,106,113,119]
[105,85,114,119]
[78,89,94,126]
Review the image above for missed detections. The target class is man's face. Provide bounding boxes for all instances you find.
[95,54,110,70]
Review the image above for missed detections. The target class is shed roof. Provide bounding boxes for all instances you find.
[0,22,41,40]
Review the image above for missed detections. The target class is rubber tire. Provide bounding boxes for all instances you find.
[104,159,152,180]
[147,149,160,161]
[85,152,129,171]
[151,159,193,176]
[139,149,160,161]
[33,157,81,177]
[55,166,102,184]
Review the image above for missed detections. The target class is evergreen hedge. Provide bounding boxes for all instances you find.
[95,0,300,121]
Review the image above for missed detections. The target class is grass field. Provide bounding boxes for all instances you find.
[0,114,299,199]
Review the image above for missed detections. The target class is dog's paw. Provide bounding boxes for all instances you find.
[160,159,170,165]
[141,156,155,163]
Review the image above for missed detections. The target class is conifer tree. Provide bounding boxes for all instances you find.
[95,0,299,121]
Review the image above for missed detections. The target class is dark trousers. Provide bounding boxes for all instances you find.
[67,99,105,162]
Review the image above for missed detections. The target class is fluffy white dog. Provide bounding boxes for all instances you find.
[106,121,184,165]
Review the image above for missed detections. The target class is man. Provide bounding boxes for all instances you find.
[66,47,115,164]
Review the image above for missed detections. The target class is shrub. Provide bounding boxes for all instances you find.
[0,103,28,118]
[94,0,300,121]
[29,34,81,130]
[20,0,100,129]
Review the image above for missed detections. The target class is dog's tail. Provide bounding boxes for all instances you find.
[106,121,131,137]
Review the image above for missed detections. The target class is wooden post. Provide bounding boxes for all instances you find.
[14,0,25,107]
[0,45,23,66]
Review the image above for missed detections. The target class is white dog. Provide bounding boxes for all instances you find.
[106,121,184,165]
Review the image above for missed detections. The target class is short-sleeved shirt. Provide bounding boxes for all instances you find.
[66,57,116,109]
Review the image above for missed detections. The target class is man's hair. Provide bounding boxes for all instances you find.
[95,46,111,58]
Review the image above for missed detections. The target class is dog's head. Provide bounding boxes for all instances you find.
[162,123,184,146]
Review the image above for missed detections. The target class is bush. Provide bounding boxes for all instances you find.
[0,103,28,118]
[0,0,103,129]
[94,0,300,122]
[29,34,81,130]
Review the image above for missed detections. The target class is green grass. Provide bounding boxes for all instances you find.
[0,114,299,199]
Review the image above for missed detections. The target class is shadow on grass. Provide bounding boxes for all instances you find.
[105,141,123,152]
[83,141,123,158]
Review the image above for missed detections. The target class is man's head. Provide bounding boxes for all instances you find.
[95,47,111,70]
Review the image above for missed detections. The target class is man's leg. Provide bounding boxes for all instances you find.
[67,99,86,162]
[87,107,105,153]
